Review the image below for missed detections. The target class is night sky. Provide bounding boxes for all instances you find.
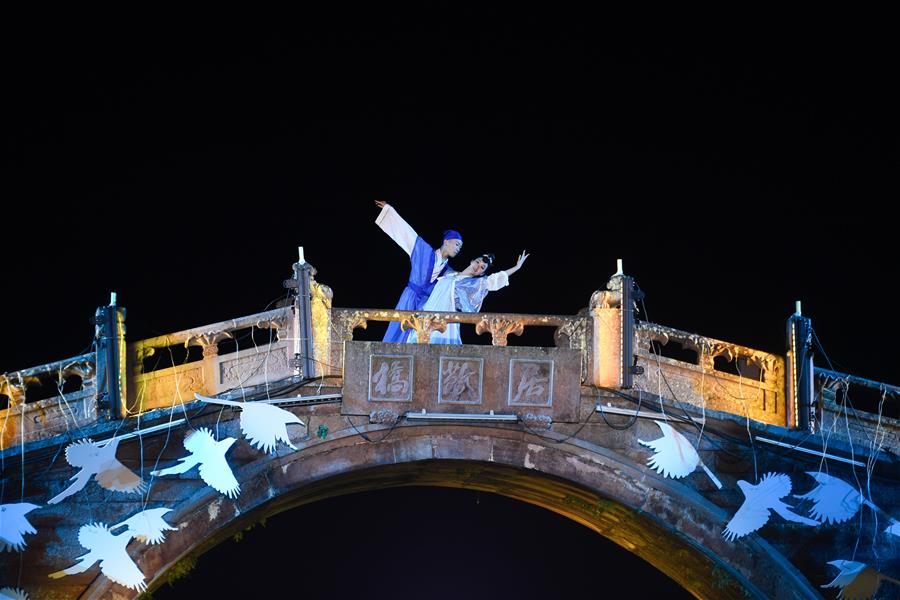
[3,18,897,597]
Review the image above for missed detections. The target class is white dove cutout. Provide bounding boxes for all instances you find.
[822,560,900,600]
[47,437,145,504]
[195,393,305,454]
[794,471,900,533]
[49,522,147,592]
[794,472,873,524]
[151,428,241,498]
[0,587,29,600]
[723,472,820,541]
[48,507,177,592]
[109,507,178,545]
[638,421,722,489]
[1,503,39,552]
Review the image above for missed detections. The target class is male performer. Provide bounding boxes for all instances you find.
[375,200,462,342]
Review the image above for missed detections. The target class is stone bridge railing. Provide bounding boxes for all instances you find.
[0,353,96,450]
[1,271,894,452]
[634,322,786,426]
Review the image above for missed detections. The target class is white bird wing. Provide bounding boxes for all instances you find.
[822,561,881,600]
[723,481,774,542]
[638,421,699,479]
[754,472,793,498]
[98,546,147,592]
[64,439,102,470]
[116,508,177,545]
[95,458,145,494]
[78,523,114,551]
[795,471,863,524]
[198,442,241,498]
[770,501,822,527]
[0,504,38,551]
[152,429,216,477]
[0,587,29,600]
[240,403,303,453]
[48,524,110,578]
[184,428,218,454]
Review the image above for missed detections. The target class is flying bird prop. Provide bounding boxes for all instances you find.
[151,428,240,498]
[195,393,305,454]
[49,523,147,592]
[638,421,722,489]
[109,507,177,545]
[0,503,40,552]
[47,437,144,504]
[793,471,900,536]
[723,472,820,541]
[821,560,900,600]
[48,507,177,592]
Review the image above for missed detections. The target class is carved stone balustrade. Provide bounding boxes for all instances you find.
[634,322,786,426]
[0,353,97,451]
[129,307,296,414]
[330,307,588,373]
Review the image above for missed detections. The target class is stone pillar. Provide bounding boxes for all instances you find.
[310,278,334,377]
[590,276,623,388]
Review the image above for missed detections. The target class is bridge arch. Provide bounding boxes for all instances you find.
[79,427,817,599]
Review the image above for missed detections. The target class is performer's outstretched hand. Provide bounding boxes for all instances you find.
[515,250,530,269]
[504,250,529,278]
[375,200,386,209]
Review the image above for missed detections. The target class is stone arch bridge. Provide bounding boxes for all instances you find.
[1,262,898,598]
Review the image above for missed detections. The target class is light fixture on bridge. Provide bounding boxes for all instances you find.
[595,403,706,425]
[404,409,518,423]
[260,393,343,406]
[754,435,866,468]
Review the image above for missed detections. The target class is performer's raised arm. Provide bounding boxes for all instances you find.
[374,200,417,256]
[503,250,529,278]
[484,251,529,291]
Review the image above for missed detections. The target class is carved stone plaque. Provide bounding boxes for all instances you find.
[508,359,554,407]
[342,342,580,422]
[438,357,483,404]
[368,354,414,402]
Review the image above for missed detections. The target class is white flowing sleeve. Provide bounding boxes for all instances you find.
[375,203,418,256]
[484,271,509,292]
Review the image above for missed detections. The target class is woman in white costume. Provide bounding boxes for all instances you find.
[408,251,529,344]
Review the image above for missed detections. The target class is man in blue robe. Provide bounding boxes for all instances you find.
[375,200,463,342]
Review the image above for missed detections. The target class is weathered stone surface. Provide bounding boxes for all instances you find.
[343,342,582,422]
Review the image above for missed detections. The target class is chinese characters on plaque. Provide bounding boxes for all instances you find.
[368,355,414,401]
[438,357,484,404]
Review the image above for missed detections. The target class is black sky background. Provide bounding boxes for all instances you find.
[2,17,898,597]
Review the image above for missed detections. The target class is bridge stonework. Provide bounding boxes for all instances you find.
[2,268,898,598]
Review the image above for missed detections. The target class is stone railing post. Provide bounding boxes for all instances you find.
[591,273,624,388]
[185,331,232,397]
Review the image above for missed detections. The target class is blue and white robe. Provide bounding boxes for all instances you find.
[376,204,453,343]
[407,271,509,344]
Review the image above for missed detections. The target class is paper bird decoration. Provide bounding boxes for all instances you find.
[151,428,241,498]
[49,523,147,591]
[48,507,178,592]
[795,471,900,535]
[195,393,305,454]
[109,507,177,545]
[795,472,872,524]
[638,421,722,489]
[0,503,39,552]
[0,588,29,600]
[47,437,145,504]
[822,560,900,600]
[723,472,820,541]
